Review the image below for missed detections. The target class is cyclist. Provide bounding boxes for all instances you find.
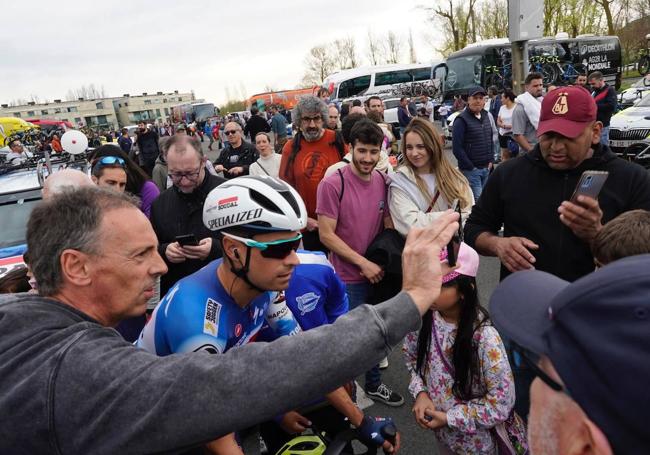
[137,176,397,454]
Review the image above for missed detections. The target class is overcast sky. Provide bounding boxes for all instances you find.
[2,1,441,107]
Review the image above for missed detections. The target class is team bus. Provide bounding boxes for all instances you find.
[322,62,447,100]
[442,35,621,99]
[171,102,218,124]
[247,87,318,111]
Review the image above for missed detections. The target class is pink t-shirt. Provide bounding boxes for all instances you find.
[316,165,389,284]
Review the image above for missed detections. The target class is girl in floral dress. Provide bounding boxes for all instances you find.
[403,243,527,454]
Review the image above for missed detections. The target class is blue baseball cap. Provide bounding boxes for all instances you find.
[490,254,650,453]
[468,86,487,97]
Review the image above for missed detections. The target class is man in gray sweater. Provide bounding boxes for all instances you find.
[0,186,459,454]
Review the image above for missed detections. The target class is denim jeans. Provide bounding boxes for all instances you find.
[600,126,610,146]
[461,167,490,201]
[346,282,382,389]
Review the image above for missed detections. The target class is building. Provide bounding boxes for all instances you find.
[0,91,196,130]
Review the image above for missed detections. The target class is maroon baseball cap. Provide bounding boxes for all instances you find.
[537,85,597,139]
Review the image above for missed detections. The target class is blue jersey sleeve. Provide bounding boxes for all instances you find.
[325,267,349,323]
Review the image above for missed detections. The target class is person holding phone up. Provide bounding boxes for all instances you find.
[464,85,650,420]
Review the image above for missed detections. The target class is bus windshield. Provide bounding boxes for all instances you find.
[192,104,215,122]
[445,54,483,92]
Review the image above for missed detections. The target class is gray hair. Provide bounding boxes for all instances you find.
[165,134,203,158]
[292,96,329,127]
[27,187,139,296]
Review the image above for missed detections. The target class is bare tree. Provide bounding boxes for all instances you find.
[423,0,477,56]
[65,84,107,101]
[593,0,617,35]
[385,31,403,64]
[408,29,417,63]
[302,45,336,86]
[332,36,359,70]
[366,30,383,65]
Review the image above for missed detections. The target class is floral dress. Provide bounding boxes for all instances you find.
[403,312,527,454]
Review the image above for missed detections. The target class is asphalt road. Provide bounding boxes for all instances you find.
[201,128,504,454]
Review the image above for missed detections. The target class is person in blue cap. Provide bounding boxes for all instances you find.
[490,254,650,454]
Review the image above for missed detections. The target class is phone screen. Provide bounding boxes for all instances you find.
[446,199,463,266]
[176,234,199,246]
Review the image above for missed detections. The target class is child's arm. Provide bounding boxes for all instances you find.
[402,331,428,398]
[445,326,516,434]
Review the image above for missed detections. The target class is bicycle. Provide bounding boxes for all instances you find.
[557,61,587,84]
[528,55,559,85]
[484,63,513,90]
[637,48,650,76]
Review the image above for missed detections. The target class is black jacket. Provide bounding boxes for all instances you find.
[150,172,226,295]
[216,141,259,179]
[244,115,271,141]
[592,83,617,127]
[464,144,650,282]
[135,129,160,160]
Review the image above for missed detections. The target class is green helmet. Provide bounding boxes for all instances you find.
[274,435,326,455]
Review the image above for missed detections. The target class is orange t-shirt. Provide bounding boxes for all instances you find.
[279,129,346,218]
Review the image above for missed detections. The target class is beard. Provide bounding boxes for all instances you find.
[302,127,322,141]
[352,155,377,175]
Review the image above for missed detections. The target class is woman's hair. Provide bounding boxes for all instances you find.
[502,89,516,103]
[0,267,31,293]
[254,131,271,142]
[415,275,489,401]
[89,145,149,196]
[400,118,472,209]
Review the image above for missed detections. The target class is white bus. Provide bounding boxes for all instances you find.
[322,62,446,100]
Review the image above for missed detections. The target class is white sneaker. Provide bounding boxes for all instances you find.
[379,357,389,369]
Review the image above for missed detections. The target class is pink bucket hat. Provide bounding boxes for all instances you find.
[439,242,480,283]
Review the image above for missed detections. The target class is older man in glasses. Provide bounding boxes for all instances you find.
[215,121,259,180]
[150,135,226,295]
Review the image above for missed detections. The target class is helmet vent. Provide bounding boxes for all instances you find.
[250,189,282,214]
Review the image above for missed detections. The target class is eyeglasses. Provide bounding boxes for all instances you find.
[511,342,568,395]
[222,232,302,259]
[301,115,322,124]
[224,130,240,135]
[95,156,126,167]
[168,166,202,182]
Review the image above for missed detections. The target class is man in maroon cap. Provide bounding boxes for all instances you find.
[463,85,650,417]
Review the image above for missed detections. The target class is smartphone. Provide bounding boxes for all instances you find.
[570,171,609,202]
[446,199,463,267]
[175,234,199,246]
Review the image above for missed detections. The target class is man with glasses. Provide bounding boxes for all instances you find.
[490,254,650,454]
[150,135,225,295]
[215,121,258,180]
[279,96,346,251]
[5,140,30,164]
[91,156,128,193]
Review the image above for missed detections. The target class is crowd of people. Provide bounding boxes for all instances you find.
[1,67,650,455]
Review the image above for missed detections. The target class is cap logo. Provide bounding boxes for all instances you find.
[552,92,569,115]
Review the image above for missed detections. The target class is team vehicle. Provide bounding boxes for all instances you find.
[170,102,219,124]
[609,93,650,169]
[617,75,650,110]
[443,35,621,98]
[247,87,318,111]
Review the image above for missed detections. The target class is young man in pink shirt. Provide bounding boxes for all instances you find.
[316,118,403,407]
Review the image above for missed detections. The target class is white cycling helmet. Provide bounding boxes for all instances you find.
[203,176,307,232]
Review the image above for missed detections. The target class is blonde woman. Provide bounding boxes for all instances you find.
[249,132,282,178]
[389,118,474,236]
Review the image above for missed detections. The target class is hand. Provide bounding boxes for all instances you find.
[358,416,400,454]
[215,164,225,173]
[359,259,384,284]
[423,410,448,430]
[412,392,437,430]
[306,217,319,231]
[401,210,460,316]
[165,242,187,263]
[280,411,311,434]
[494,236,539,272]
[558,196,603,242]
[228,166,244,176]
[180,237,212,260]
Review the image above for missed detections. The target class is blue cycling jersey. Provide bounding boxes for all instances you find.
[137,258,301,355]
[137,251,348,356]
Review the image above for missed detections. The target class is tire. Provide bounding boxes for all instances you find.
[540,64,558,85]
[638,56,650,77]
[485,73,499,90]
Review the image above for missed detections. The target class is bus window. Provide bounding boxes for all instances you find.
[411,67,432,81]
[338,75,371,98]
[445,54,483,91]
[375,70,413,86]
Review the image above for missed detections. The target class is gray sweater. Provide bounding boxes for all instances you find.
[0,291,420,454]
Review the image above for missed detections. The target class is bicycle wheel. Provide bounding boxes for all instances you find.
[541,64,558,85]
[638,56,650,77]
[560,63,579,83]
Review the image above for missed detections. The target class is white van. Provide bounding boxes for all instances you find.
[323,62,446,100]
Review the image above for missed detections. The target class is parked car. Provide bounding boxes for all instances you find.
[618,75,650,110]
[609,92,650,168]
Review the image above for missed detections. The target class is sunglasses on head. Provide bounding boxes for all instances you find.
[223,232,302,259]
[96,156,126,167]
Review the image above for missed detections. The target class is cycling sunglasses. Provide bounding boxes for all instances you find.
[511,342,568,396]
[222,232,302,259]
[95,156,126,167]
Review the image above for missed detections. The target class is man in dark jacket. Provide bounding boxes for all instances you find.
[243,106,271,141]
[150,135,225,295]
[588,71,617,145]
[134,122,160,176]
[452,86,496,200]
[117,128,132,154]
[464,86,650,418]
[215,121,259,179]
